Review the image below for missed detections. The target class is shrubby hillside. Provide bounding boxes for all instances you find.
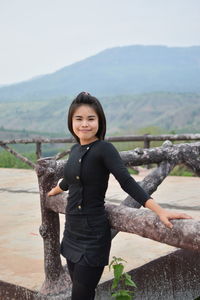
[0,92,200,135]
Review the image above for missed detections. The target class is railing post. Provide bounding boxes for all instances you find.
[143,134,150,149]
[36,142,42,159]
[143,134,150,169]
[36,158,71,296]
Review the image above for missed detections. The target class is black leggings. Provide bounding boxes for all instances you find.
[67,259,104,300]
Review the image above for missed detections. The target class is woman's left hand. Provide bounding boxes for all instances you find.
[158,210,193,229]
[145,198,193,229]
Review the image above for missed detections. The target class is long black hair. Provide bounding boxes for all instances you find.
[68,92,106,143]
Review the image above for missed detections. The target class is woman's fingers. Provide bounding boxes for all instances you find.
[47,189,54,196]
[159,212,193,228]
[159,216,173,228]
[172,213,192,219]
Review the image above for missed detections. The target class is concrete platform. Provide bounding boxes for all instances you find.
[0,167,199,291]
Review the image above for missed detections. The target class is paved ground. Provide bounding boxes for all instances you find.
[0,167,199,291]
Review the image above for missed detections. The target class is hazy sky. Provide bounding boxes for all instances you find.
[1,0,200,85]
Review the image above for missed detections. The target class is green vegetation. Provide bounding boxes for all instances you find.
[109,256,137,300]
[0,151,36,169]
[1,92,200,134]
[128,168,138,175]
[170,164,196,177]
[0,143,71,168]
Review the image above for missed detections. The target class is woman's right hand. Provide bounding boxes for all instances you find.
[47,188,56,196]
[47,186,63,196]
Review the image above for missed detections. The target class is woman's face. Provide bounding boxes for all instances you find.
[72,105,99,145]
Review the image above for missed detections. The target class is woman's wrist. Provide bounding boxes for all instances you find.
[144,198,165,215]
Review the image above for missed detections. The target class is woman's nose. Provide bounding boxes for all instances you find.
[81,120,88,127]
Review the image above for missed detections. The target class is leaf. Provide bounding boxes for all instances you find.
[113,264,124,281]
[124,273,137,288]
[111,289,132,300]
[109,256,127,270]
[114,257,127,264]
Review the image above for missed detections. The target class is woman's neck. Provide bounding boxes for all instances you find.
[79,137,99,145]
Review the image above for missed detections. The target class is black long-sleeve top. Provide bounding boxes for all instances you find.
[59,140,151,215]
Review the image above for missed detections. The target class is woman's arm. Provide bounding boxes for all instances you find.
[101,142,192,227]
[145,198,192,228]
[101,142,151,206]
[48,177,69,196]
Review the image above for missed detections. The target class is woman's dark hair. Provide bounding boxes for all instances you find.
[68,92,106,143]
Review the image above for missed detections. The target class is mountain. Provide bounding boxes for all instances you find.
[0,45,200,102]
[0,92,200,135]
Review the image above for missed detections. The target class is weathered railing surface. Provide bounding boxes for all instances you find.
[1,140,200,299]
[0,133,200,168]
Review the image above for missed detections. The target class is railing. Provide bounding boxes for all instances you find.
[1,133,200,168]
[35,140,200,299]
[0,140,200,299]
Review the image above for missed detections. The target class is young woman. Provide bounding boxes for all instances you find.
[48,92,191,300]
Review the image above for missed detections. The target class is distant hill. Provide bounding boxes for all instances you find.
[0,45,200,102]
[1,92,200,135]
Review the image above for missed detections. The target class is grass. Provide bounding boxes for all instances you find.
[169,164,196,177]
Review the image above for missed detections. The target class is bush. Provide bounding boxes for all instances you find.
[170,164,196,177]
[0,151,36,169]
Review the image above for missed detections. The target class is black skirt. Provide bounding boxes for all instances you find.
[60,213,111,267]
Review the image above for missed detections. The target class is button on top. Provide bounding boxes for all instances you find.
[78,205,81,210]
[76,176,80,180]
[79,158,81,163]
[87,147,90,150]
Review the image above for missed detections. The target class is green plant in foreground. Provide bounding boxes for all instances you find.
[109,256,137,300]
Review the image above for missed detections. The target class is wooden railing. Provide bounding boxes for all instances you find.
[35,140,200,299]
[1,133,200,168]
[1,140,200,299]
